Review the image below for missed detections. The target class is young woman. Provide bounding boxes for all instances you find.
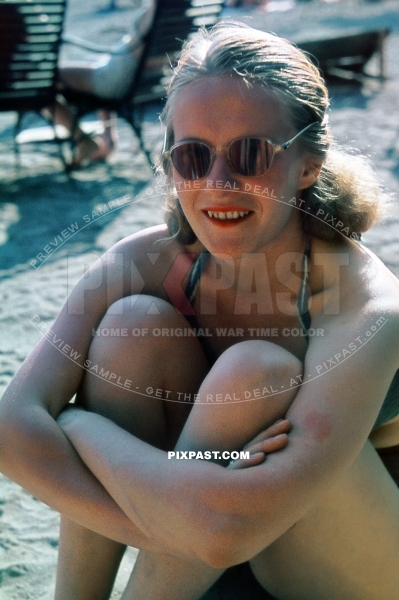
[1,21,399,600]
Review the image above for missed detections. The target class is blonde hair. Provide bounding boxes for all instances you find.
[161,21,382,244]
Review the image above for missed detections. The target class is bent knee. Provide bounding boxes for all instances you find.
[197,340,302,418]
[183,341,302,450]
[95,294,192,334]
[90,294,208,372]
[106,294,176,320]
[216,340,302,384]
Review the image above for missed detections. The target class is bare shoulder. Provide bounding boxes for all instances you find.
[110,224,178,262]
[308,236,399,383]
[311,236,399,320]
[108,224,200,289]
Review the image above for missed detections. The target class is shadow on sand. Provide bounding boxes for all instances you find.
[0,169,150,272]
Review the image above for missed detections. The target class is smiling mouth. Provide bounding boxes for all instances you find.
[206,210,251,220]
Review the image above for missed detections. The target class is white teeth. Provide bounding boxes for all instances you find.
[207,211,249,220]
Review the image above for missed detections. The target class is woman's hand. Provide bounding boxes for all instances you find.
[228,419,291,470]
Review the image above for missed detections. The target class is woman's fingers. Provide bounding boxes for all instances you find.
[246,433,289,456]
[243,419,291,449]
[227,452,265,470]
[228,433,288,470]
[228,420,292,470]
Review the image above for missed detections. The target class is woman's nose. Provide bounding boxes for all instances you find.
[207,152,236,186]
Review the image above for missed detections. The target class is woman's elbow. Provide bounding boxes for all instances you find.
[0,407,21,471]
[0,426,7,469]
[0,400,49,474]
[196,511,254,569]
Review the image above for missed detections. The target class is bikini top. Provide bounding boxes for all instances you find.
[185,238,399,430]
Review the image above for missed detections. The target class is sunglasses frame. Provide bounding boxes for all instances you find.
[162,122,318,181]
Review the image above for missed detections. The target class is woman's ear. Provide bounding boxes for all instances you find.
[299,159,323,190]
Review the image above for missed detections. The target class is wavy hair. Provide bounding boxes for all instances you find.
[160,21,383,244]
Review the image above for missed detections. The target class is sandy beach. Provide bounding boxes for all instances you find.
[1,0,399,597]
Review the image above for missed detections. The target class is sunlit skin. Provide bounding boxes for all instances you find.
[172,77,320,262]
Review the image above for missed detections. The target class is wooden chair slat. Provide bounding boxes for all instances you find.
[0,0,68,168]
[297,28,390,81]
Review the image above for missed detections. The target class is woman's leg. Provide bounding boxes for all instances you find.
[98,109,117,154]
[54,518,126,600]
[165,342,399,600]
[50,63,118,165]
[45,96,114,166]
[250,440,399,600]
[51,99,116,166]
[123,340,303,600]
[122,553,224,600]
[126,340,399,600]
[54,295,209,600]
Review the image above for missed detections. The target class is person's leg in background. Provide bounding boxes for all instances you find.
[46,93,117,167]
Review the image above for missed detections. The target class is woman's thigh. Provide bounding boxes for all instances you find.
[176,340,399,599]
[76,294,209,449]
[251,440,399,600]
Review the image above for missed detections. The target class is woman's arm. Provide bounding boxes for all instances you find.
[0,231,174,550]
[0,226,286,554]
[54,304,399,567]
[0,329,154,548]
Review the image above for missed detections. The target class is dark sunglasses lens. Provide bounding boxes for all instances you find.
[171,143,211,180]
[229,138,274,176]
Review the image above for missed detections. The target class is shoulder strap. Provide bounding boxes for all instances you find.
[297,236,312,341]
[186,249,210,306]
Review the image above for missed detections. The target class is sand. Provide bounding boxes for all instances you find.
[1,0,399,597]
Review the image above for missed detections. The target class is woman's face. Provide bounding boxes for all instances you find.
[171,76,314,258]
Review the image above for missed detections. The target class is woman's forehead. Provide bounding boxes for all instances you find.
[172,77,293,142]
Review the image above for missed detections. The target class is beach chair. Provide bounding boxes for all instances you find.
[297,28,390,83]
[0,0,68,163]
[62,0,225,166]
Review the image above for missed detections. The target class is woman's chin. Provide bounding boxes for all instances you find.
[200,239,260,260]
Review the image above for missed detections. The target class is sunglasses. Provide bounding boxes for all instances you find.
[163,122,317,181]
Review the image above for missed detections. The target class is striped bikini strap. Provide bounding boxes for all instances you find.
[186,248,210,306]
[297,236,312,341]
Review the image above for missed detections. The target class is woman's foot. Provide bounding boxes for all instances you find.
[70,132,115,169]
